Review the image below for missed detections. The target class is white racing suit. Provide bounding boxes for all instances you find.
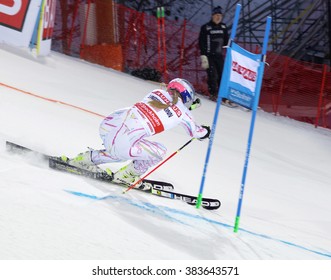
[91,89,208,174]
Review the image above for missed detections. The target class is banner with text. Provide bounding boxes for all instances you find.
[220,42,262,110]
[0,0,56,56]
[0,0,42,47]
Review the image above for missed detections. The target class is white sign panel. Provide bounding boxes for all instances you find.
[0,0,42,47]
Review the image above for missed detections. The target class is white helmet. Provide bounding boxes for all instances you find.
[167,78,195,108]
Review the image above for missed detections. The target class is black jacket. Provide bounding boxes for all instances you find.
[199,20,229,56]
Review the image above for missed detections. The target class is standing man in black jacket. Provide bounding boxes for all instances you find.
[199,6,229,102]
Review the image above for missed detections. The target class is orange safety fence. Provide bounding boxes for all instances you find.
[52,0,331,129]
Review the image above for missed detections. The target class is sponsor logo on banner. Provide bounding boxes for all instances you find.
[228,88,253,108]
[232,61,257,82]
[230,49,259,92]
[0,0,31,31]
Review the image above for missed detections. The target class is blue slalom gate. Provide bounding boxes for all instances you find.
[196,4,272,233]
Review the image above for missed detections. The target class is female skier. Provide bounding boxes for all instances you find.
[64,78,210,186]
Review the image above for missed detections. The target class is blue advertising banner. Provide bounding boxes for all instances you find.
[220,42,262,110]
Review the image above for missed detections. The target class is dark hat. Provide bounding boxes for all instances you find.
[212,6,223,15]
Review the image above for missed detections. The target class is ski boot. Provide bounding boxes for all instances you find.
[113,161,148,190]
[63,151,103,173]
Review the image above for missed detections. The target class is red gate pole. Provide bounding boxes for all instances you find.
[80,0,92,58]
[179,19,187,78]
[315,64,328,128]
[161,7,168,82]
[68,0,81,55]
[157,7,161,71]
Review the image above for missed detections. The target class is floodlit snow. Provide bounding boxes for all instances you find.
[0,46,331,267]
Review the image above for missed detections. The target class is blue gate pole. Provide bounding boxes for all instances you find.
[234,16,272,232]
[196,4,242,208]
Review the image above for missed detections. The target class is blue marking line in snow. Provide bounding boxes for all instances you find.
[64,190,188,225]
[65,189,331,259]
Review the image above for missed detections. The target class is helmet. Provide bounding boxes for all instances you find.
[167,78,195,108]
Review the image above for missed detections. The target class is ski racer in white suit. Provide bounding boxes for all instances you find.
[66,78,211,186]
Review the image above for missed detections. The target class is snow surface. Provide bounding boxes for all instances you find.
[0,47,331,262]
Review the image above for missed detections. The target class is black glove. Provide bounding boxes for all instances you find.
[199,125,211,140]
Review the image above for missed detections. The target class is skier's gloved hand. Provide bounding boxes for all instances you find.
[199,125,211,140]
[200,55,209,69]
[189,98,201,110]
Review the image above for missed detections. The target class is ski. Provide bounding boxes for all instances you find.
[6,141,221,210]
[150,188,220,210]
[48,156,174,192]
[6,141,50,161]
[5,141,173,191]
[48,157,220,210]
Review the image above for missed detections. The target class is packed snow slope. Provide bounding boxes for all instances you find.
[0,47,330,260]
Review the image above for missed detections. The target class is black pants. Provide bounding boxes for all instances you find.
[206,55,224,98]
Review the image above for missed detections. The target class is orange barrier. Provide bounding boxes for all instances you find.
[81,44,123,71]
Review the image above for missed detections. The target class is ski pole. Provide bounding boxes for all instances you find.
[123,138,195,194]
